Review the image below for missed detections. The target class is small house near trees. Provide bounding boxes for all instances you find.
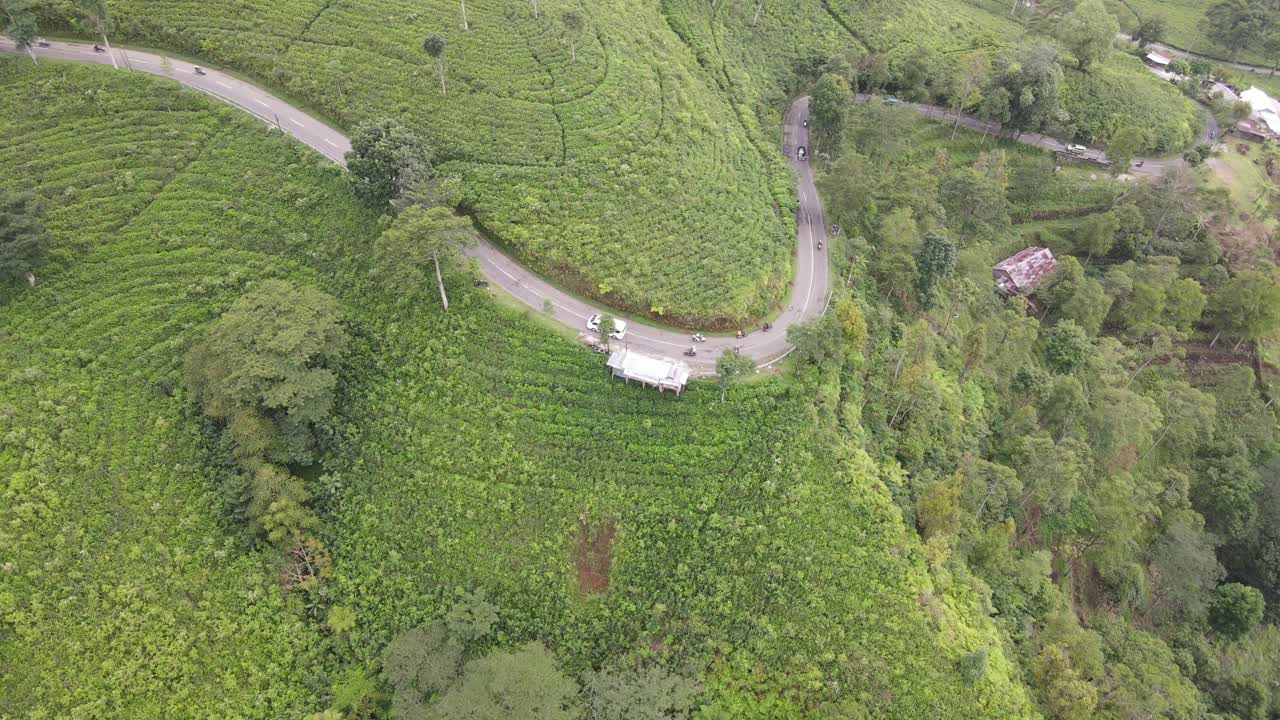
[1143,51,1171,69]
[1233,117,1277,142]
[993,246,1057,297]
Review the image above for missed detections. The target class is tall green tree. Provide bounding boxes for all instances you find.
[1074,210,1118,265]
[184,280,347,466]
[1110,203,1148,259]
[1106,126,1144,175]
[1205,0,1274,60]
[1214,267,1280,345]
[938,167,1009,245]
[247,464,318,546]
[383,623,464,717]
[1,0,38,62]
[715,348,754,402]
[0,189,50,285]
[431,642,580,720]
[1041,319,1092,373]
[1209,583,1266,641]
[561,11,583,62]
[1035,644,1098,720]
[990,42,1064,135]
[581,665,701,720]
[423,33,448,95]
[1148,520,1223,624]
[76,0,112,52]
[948,50,992,138]
[1059,0,1119,71]
[978,85,1012,142]
[373,204,474,310]
[345,118,433,210]
[914,230,958,308]
[810,73,851,151]
[786,313,844,370]
[444,590,499,643]
[1132,14,1168,48]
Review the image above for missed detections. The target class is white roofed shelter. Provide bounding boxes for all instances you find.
[606,349,692,394]
[1144,51,1170,67]
[1242,87,1280,136]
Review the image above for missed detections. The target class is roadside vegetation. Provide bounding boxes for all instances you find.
[30,0,1203,325]
[35,0,797,326]
[1109,0,1280,67]
[0,59,1038,718]
[812,71,1280,718]
[6,0,1280,715]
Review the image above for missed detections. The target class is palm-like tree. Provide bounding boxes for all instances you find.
[560,11,583,62]
[423,33,447,96]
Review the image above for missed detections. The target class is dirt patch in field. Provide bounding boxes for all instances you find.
[575,521,615,594]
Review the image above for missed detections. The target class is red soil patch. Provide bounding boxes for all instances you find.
[575,521,615,594]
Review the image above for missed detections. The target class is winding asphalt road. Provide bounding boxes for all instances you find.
[853,92,1218,177]
[6,39,1210,370]
[1,38,830,372]
[1121,34,1278,77]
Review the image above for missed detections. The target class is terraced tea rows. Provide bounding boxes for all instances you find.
[1,60,1039,716]
[0,60,367,716]
[324,294,1039,717]
[93,0,796,323]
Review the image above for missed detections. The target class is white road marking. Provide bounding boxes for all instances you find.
[799,211,817,315]
[2,41,822,365]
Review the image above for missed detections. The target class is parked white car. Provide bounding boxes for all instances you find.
[587,314,627,340]
[1066,144,1087,155]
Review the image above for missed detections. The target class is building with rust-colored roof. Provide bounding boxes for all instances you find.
[1234,117,1278,142]
[994,246,1056,296]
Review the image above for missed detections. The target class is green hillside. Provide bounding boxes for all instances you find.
[0,60,1036,718]
[1108,0,1275,66]
[5,0,1277,715]
[59,0,799,326]
[35,0,1201,328]
[0,59,354,716]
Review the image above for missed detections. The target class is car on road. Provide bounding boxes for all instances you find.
[802,118,809,128]
[797,145,807,160]
[1066,144,1087,155]
[587,314,627,340]
[882,96,900,105]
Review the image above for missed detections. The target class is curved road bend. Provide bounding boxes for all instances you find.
[1,39,832,371]
[1120,34,1278,77]
[852,94,1218,177]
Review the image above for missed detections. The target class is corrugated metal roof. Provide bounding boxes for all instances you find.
[607,349,690,391]
[1145,52,1170,65]
[993,246,1056,294]
[1236,117,1277,139]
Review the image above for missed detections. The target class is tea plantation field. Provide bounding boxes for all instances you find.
[0,59,362,716]
[62,0,799,325]
[37,0,1200,325]
[1107,0,1274,67]
[0,60,1037,717]
[666,0,1199,154]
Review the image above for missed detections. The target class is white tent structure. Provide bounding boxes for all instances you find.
[1144,51,1171,67]
[1242,87,1280,136]
[606,349,691,394]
